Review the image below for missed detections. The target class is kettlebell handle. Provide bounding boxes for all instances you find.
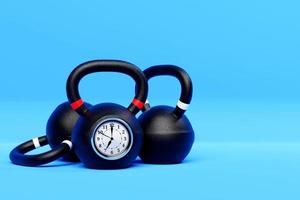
[66,60,148,116]
[143,65,193,119]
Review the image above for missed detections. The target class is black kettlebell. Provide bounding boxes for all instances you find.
[67,60,148,169]
[10,101,90,166]
[138,65,194,164]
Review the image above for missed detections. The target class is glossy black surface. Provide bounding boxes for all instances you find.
[46,102,91,161]
[139,106,194,164]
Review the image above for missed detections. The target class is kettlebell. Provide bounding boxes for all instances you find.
[47,102,91,161]
[138,65,194,164]
[67,60,148,169]
[10,101,91,166]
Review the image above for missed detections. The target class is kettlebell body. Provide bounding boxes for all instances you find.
[47,101,91,161]
[138,65,194,164]
[139,105,194,164]
[67,60,148,169]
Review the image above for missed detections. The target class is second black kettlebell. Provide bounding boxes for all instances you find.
[138,65,194,164]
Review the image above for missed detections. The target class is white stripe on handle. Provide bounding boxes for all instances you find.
[32,137,41,149]
[177,100,189,110]
[62,140,72,149]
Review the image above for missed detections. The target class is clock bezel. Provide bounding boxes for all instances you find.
[91,117,134,160]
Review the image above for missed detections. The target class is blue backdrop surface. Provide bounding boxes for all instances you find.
[0,0,299,200]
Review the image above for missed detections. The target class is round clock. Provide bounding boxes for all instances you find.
[91,118,133,160]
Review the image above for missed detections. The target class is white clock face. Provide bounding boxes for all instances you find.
[92,118,133,160]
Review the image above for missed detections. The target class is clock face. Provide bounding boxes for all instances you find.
[91,118,133,160]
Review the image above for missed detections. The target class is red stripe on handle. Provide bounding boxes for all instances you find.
[71,99,84,110]
[132,98,145,110]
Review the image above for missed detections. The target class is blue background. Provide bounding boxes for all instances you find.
[0,0,299,199]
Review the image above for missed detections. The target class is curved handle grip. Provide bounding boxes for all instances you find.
[9,136,72,166]
[143,65,193,119]
[66,60,148,116]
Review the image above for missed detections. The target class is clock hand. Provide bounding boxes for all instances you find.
[110,124,114,138]
[105,140,112,151]
[99,131,111,139]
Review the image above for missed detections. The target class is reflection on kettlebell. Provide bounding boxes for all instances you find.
[9,101,91,166]
[66,60,148,169]
[138,65,194,164]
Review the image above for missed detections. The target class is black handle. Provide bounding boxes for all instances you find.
[9,136,72,166]
[66,60,148,116]
[143,65,193,119]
